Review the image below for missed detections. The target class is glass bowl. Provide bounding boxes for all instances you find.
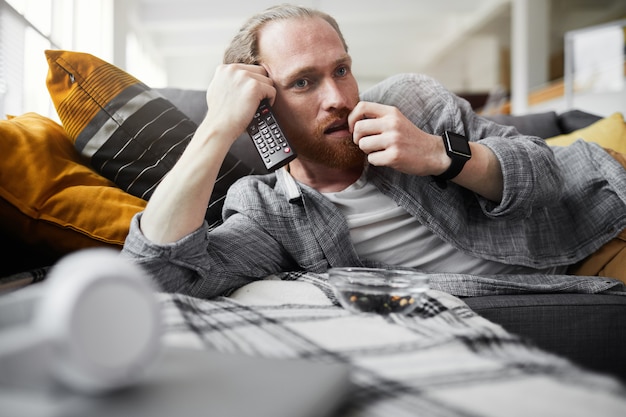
[328,267,429,315]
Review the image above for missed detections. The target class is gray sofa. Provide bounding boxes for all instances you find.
[1,86,624,383]
[471,110,626,383]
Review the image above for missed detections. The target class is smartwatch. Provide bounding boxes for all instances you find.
[433,131,472,186]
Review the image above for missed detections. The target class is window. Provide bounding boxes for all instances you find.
[0,0,115,119]
[1,0,167,120]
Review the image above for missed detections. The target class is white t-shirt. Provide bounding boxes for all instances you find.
[323,171,559,275]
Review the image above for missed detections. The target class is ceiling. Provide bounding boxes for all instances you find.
[128,0,626,91]
[129,0,511,89]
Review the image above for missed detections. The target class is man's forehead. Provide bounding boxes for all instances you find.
[258,17,348,78]
[283,54,351,76]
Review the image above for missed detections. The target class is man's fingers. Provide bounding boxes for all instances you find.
[348,101,382,132]
[352,118,378,144]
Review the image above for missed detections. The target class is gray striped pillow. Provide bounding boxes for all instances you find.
[45,50,256,228]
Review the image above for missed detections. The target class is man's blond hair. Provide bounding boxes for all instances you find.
[223,3,348,65]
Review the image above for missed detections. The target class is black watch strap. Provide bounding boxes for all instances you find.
[433,131,472,186]
[435,153,467,181]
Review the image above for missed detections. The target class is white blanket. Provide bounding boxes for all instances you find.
[159,272,626,417]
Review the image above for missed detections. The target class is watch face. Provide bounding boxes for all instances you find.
[444,131,471,158]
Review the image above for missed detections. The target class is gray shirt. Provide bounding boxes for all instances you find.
[122,73,626,298]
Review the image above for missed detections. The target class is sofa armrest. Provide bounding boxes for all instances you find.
[464,293,626,382]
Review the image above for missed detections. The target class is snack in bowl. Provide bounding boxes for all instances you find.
[328,267,429,315]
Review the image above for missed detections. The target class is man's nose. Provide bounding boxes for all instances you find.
[321,79,349,110]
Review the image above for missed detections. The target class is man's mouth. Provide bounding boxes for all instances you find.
[324,119,350,135]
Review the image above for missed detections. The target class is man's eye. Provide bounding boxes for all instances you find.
[336,66,348,77]
[294,79,308,88]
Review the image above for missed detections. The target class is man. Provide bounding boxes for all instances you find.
[122,5,626,298]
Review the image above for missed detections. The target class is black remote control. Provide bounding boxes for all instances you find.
[246,99,297,171]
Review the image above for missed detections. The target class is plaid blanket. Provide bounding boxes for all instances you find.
[160,272,626,417]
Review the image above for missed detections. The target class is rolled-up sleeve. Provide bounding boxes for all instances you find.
[121,212,215,295]
[122,199,296,299]
[361,72,564,219]
[478,132,563,218]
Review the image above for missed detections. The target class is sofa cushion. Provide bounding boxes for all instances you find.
[45,50,256,228]
[0,113,146,261]
[484,111,562,139]
[557,109,602,134]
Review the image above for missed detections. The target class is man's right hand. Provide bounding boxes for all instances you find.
[203,64,276,146]
[138,64,276,244]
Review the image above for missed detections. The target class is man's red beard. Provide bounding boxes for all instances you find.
[291,108,366,169]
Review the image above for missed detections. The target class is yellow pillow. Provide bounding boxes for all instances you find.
[569,227,626,285]
[546,112,626,153]
[0,113,146,256]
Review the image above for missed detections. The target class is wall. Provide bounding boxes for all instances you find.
[422,36,501,93]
